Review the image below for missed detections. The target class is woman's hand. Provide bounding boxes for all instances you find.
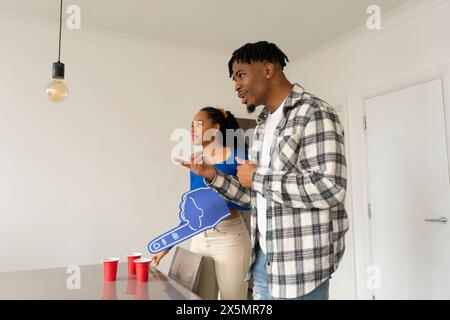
[150,249,169,267]
[175,152,217,181]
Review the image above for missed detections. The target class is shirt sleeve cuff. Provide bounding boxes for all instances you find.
[204,169,225,188]
[252,166,271,196]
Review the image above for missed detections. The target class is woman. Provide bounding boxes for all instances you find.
[150,107,251,300]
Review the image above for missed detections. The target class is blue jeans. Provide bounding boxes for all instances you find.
[251,245,330,300]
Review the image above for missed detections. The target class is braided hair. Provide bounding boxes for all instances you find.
[228,41,289,77]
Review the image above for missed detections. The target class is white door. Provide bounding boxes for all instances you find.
[365,79,450,300]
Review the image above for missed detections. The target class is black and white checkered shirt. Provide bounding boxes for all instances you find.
[206,84,349,298]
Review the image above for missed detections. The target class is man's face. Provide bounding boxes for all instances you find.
[231,61,269,113]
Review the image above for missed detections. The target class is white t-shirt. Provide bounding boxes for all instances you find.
[257,99,286,253]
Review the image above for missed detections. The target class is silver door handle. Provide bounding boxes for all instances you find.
[424,217,448,224]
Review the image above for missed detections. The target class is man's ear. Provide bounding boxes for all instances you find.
[264,63,275,79]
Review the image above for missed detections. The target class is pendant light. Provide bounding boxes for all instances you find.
[46,0,68,103]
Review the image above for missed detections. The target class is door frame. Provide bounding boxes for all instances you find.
[347,64,450,299]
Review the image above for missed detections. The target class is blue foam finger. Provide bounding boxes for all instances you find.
[147,188,230,254]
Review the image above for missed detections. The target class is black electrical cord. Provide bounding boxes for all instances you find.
[58,0,63,62]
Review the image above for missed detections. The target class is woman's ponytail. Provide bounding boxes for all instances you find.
[200,107,248,157]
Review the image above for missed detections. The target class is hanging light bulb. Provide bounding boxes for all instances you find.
[46,0,68,103]
[46,62,68,102]
[46,79,69,102]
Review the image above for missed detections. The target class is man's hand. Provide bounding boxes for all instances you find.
[174,153,217,181]
[236,157,257,188]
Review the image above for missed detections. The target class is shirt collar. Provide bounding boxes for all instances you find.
[256,83,305,125]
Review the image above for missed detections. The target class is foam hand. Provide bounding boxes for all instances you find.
[147,188,230,254]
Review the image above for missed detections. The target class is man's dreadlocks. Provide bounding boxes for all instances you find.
[228,41,289,77]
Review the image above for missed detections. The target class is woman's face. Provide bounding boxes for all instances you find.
[191,111,219,146]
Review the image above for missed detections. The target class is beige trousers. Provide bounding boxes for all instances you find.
[190,214,251,300]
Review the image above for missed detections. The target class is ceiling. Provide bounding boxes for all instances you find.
[0,0,412,59]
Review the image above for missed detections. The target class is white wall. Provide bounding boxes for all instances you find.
[287,0,450,299]
[0,11,242,274]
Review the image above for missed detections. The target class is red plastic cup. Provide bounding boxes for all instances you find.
[134,258,151,282]
[127,253,142,275]
[102,258,119,281]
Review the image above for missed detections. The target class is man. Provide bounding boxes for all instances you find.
[185,41,349,300]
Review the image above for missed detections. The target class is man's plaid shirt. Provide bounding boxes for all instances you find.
[206,84,349,298]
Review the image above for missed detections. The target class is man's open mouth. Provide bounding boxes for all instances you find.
[238,91,248,103]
